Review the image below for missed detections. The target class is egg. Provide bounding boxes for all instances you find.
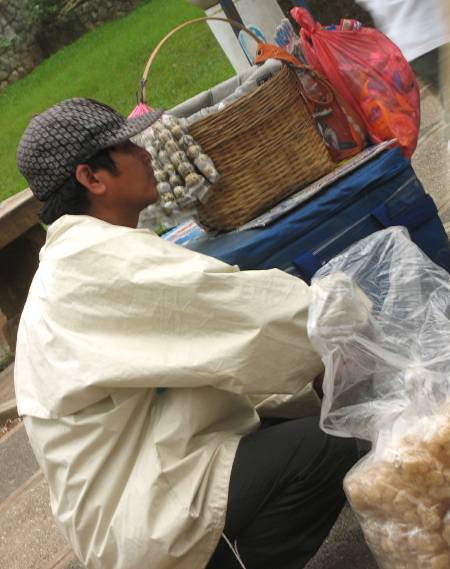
[173,186,187,199]
[159,129,173,144]
[194,154,220,183]
[185,172,203,188]
[163,163,176,176]
[161,192,175,204]
[164,138,177,153]
[158,150,170,164]
[186,145,202,160]
[170,150,188,167]
[154,170,168,183]
[169,174,183,187]
[177,161,195,178]
[179,134,195,149]
[157,182,171,195]
[170,125,185,140]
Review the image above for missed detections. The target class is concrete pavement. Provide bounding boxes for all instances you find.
[413,84,450,229]
[0,373,83,569]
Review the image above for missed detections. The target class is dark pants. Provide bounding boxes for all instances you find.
[410,47,444,94]
[206,417,359,569]
[411,46,450,139]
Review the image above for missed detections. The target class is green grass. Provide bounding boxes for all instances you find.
[0,0,234,201]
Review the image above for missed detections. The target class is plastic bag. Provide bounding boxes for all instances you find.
[254,43,367,161]
[308,227,450,568]
[291,8,420,159]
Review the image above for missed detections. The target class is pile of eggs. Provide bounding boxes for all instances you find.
[140,114,220,213]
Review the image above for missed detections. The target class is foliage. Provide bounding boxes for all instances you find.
[0,0,233,201]
[0,35,16,51]
[0,350,13,373]
[28,0,61,23]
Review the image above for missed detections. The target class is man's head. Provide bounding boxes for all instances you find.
[17,98,163,227]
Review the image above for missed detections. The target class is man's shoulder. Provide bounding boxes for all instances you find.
[43,214,161,257]
[48,214,149,242]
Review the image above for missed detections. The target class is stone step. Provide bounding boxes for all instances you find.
[0,470,73,569]
[0,363,15,407]
[0,421,85,568]
[0,422,38,503]
[0,363,18,422]
[50,553,85,569]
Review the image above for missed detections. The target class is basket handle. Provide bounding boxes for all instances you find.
[140,16,261,104]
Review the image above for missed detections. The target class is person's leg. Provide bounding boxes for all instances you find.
[411,46,450,139]
[410,49,441,93]
[206,417,358,569]
[438,44,450,142]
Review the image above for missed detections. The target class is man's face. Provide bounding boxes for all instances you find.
[104,141,158,211]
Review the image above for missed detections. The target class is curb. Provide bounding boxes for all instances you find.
[0,398,18,422]
[45,549,79,569]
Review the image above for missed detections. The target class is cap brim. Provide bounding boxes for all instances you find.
[102,107,164,149]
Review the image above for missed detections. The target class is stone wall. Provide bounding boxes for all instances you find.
[0,0,140,91]
[0,1,40,90]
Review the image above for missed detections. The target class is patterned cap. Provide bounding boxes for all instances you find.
[17,98,163,201]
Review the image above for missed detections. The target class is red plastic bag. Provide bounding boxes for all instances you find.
[254,43,367,162]
[291,8,420,158]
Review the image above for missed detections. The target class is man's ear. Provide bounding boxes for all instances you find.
[75,164,107,196]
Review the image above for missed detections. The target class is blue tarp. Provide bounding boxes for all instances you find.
[187,148,450,280]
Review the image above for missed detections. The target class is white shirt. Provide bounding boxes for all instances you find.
[356,0,450,61]
[15,215,322,569]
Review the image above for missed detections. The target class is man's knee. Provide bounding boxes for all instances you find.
[328,434,360,477]
[282,417,359,486]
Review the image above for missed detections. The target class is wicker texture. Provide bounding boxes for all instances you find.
[190,66,335,230]
[141,17,335,231]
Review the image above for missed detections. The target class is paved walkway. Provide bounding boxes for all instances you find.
[413,85,450,230]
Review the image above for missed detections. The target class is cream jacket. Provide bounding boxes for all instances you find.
[15,215,322,569]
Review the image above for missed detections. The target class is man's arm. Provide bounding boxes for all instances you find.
[19,225,323,401]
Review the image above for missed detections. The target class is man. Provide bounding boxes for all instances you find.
[15,98,357,569]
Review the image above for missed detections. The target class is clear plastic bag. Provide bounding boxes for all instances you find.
[308,227,450,568]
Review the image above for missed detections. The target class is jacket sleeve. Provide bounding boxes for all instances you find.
[36,227,323,397]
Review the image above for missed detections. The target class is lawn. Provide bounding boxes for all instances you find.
[0,0,234,201]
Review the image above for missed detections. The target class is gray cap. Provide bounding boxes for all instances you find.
[17,97,163,201]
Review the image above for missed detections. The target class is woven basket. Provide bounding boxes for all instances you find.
[141,17,335,231]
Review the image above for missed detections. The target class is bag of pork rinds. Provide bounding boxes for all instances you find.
[307,227,450,569]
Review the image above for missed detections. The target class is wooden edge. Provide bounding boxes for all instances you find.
[0,362,14,381]
[0,188,36,218]
[0,188,41,250]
